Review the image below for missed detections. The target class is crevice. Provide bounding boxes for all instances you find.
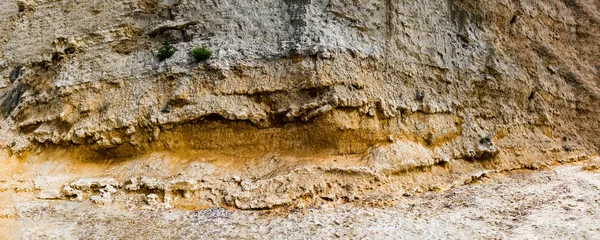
[1,83,26,117]
[9,66,23,83]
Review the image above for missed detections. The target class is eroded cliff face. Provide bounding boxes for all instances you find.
[0,0,598,219]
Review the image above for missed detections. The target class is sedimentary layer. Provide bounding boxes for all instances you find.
[0,0,598,210]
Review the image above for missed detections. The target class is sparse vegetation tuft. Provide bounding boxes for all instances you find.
[156,41,176,61]
[192,45,212,62]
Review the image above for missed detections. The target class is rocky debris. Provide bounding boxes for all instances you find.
[9,165,600,239]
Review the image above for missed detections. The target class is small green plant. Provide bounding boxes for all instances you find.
[192,45,212,62]
[156,41,176,61]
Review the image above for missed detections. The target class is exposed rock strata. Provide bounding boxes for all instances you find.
[0,0,598,210]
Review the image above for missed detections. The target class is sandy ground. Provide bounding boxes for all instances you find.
[9,163,600,240]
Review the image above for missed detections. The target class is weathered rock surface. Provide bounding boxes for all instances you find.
[0,0,598,222]
[6,164,600,239]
